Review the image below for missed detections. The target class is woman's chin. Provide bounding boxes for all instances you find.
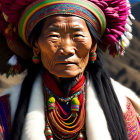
[50,70,82,78]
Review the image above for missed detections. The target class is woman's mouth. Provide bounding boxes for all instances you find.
[56,61,77,67]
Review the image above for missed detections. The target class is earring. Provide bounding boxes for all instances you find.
[90,45,97,63]
[32,48,40,64]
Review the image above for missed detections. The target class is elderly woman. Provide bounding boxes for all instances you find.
[0,0,140,140]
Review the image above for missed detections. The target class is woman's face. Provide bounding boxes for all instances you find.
[35,15,92,78]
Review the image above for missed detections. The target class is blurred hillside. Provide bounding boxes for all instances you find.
[104,2,140,96]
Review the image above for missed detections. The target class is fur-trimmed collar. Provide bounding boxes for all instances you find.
[21,74,112,140]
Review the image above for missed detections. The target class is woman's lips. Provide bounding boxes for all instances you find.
[60,63,76,66]
[56,61,77,66]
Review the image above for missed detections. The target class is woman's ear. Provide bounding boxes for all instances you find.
[90,43,97,51]
[32,42,41,64]
[34,41,40,52]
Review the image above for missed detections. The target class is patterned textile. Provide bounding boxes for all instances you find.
[124,99,140,140]
[18,0,106,45]
[0,94,11,140]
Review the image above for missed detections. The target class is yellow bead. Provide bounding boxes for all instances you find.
[48,96,55,103]
[71,97,80,106]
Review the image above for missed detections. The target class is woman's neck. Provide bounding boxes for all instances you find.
[53,72,84,83]
[49,72,84,97]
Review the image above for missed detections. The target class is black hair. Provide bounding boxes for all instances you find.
[11,63,42,140]
[11,18,128,140]
[86,21,128,140]
[28,18,46,46]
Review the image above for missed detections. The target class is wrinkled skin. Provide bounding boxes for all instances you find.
[35,15,93,79]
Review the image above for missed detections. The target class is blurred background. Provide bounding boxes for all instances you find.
[0,0,140,96]
[104,0,140,96]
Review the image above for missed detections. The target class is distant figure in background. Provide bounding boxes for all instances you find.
[0,0,140,140]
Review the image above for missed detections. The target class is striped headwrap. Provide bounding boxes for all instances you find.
[18,0,106,45]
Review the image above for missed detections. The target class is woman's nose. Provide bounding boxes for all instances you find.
[58,38,75,56]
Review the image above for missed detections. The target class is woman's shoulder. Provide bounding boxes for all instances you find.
[1,83,22,96]
[0,84,22,139]
[1,84,22,108]
[111,79,140,139]
[0,84,22,123]
[111,78,140,114]
[0,94,11,139]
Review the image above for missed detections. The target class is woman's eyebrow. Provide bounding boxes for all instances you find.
[71,27,83,31]
[47,25,83,31]
[47,25,60,31]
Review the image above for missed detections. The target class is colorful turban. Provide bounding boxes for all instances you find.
[18,0,106,45]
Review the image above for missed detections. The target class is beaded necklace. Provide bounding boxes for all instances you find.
[45,82,85,103]
[43,77,86,140]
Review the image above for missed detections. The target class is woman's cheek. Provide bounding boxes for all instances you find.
[75,37,92,50]
[76,42,91,58]
[41,52,55,71]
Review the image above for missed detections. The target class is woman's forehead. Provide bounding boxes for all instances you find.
[42,15,87,30]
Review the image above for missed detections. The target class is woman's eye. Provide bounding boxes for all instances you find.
[74,34,84,37]
[49,35,59,38]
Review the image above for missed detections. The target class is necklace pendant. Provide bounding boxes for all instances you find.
[48,96,55,110]
[71,97,80,112]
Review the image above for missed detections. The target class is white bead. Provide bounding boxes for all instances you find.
[127,17,132,25]
[79,132,84,138]
[47,129,52,133]
[121,34,130,47]
[125,32,133,40]
[129,14,135,20]
[125,24,132,32]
